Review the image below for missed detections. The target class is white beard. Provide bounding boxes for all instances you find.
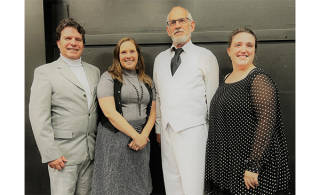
[171,29,191,46]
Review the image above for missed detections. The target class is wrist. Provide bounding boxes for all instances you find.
[141,131,150,137]
[131,131,140,140]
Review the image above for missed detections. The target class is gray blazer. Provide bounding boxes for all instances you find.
[29,57,100,165]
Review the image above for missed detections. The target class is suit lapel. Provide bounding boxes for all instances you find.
[56,57,84,91]
[82,62,95,96]
[83,62,97,111]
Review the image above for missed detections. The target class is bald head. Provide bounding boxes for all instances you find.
[166,6,195,48]
[167,6,193,23]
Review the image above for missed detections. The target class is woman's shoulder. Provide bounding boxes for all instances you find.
[248,68,278,89]
[97,71,115,98]
[101,71,114,79]
[98,71,115,85]
[248,67,274,81]
[250,67,270,76]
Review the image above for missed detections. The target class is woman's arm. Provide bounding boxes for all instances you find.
[98,96,148,149]
[128,101,156,150]
[141,101,156,137]
[248,74,277,171]
[244,73,279,188]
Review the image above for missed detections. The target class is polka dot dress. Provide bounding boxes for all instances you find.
[205,68,290,195]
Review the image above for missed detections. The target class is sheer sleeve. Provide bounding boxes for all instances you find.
[247,73,278,173]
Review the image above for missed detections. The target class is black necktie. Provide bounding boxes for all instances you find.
[171,48,183,76]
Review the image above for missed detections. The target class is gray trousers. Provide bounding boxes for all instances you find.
[48,155,94,195]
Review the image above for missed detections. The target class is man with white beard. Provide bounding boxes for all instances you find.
[153,6,219,195]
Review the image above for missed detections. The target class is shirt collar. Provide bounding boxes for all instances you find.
[60,54,82,67]
[170,40,193,54]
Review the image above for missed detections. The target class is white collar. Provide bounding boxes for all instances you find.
[60,54,82,67]
[170,40,193,54]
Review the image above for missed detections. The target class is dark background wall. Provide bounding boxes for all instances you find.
[25,0,295,194]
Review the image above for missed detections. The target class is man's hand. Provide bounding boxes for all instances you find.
[48,156,68,170]
[156,134,161,147]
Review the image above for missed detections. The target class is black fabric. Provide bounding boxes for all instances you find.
[204,184,289,195]
[100,78,153,132]
[171,48,183,75]
[204,183,231,195]
[205,68,290,195]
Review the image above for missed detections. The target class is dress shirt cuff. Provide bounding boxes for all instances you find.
[155,123,161,134]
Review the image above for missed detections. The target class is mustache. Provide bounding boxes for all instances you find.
[174,29,185,34]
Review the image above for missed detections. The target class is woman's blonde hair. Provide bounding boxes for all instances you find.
[108,37,152,87]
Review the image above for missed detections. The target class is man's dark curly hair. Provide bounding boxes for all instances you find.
[56,18,86,44]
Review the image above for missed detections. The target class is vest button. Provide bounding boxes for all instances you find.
[83,94,86,98]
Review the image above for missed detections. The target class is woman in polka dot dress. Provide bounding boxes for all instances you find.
[204,28,290,195]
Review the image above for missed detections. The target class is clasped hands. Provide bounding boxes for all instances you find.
[128,133,149,151]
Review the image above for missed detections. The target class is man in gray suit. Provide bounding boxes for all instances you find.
[29,18,100,195]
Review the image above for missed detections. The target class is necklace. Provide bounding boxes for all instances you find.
[123,74,144,116]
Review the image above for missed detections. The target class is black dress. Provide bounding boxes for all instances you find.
[205,68,290,195]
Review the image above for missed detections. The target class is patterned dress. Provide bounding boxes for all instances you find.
[92,70,155,195]
[205,68,290,195]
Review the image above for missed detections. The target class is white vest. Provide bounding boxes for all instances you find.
[155,45,207,132]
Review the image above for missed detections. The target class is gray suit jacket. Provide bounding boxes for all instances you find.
[29,57,100,165]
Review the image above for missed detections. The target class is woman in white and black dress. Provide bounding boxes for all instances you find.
[204,28,290,195]
[92,37,156,195]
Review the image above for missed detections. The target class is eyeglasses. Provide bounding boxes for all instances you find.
[167,18,191,27]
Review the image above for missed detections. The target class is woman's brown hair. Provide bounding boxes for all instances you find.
[228,27,257,52]
[108,37,152,87]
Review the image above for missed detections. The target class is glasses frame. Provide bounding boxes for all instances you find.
[167,17,191,27]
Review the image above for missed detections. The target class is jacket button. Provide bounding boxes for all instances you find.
[88,113,91,116]
[83,94,86,98]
